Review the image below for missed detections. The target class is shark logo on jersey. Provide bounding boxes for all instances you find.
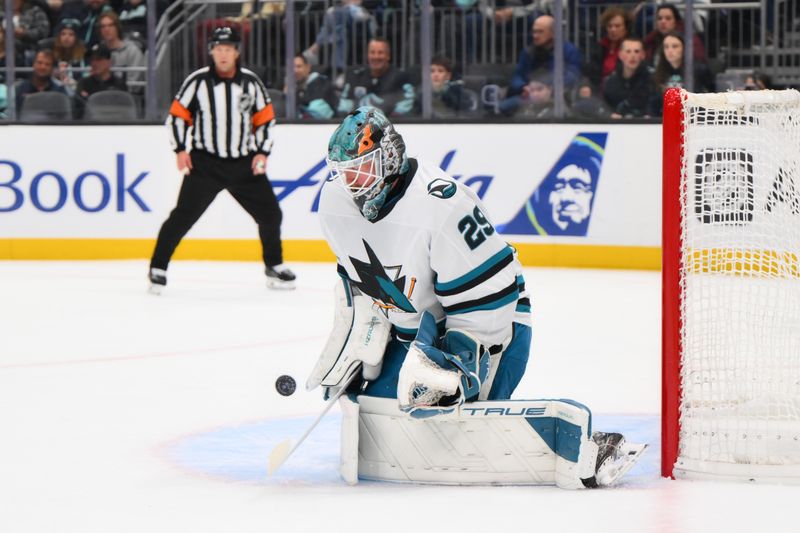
[497,133,607,236]
[349,240,417,314]
[427,178,457,199]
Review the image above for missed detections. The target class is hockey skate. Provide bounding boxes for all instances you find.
[266,265,296,290]
[148,268,167,295]
[585,431,648,487]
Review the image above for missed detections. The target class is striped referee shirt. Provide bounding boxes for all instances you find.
[167,66,275,159]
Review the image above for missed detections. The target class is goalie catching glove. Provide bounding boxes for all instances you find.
[306,278,392,396]
[397,311,489,418]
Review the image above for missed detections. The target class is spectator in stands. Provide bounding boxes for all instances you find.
[464,0,539,63]
[0,0,50,58]
[338,37,415,117]
[15,48,68,112]
[75,42,127,116]
[290,53,336,119]
[587,6,632,87]
[570,80,611,120]
[643,3,705,66]
[0,82,6,118]
[652,32,713,114]
[118,0,146,37]
[302,0,376,71]
[502,15,582,115]
[0,25,8,116]
[60,0,113,48]
[45,0,65,25]
[429,55,475,117]
[0,22,25,83]
[512,15,582,92]
[633,0,709,40]
[52,18,86,96]
[745,71,772,90]
[603,37,656,118]
[98,11,144,90]
[515,73,559,119]
[0,24,5,82]
[477,0,539,25]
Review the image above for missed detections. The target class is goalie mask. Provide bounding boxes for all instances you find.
[326,106,409,220]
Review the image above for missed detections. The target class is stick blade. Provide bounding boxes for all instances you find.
[267,439,293,476]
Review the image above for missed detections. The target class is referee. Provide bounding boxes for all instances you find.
[149,27,295,293]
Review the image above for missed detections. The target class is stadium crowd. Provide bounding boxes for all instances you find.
[0,0,164,119]
[0,0,780,121]
[281,0,773,120]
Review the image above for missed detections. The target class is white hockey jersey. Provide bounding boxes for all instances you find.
[318,158,531,348]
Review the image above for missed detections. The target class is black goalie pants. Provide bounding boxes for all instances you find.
[150,150,283,271]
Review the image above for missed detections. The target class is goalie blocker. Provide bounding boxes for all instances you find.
[339,395,647,488]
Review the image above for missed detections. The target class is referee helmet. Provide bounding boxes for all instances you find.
[208,26,240,51]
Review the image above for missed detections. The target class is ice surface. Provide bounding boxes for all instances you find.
[0,261,794,532]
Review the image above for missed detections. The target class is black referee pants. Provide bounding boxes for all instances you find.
[150,150,284,271]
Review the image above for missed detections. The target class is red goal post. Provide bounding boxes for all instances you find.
[662,87,800,482]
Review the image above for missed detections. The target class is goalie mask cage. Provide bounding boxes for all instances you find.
[662,88,800,482]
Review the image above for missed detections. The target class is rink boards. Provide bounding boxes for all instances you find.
[0,124,661,269]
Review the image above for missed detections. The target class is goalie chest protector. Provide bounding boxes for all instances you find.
[318,158,529,347]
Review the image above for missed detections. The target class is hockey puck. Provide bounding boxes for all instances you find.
[275,375,296,396]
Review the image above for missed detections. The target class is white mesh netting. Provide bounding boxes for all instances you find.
[678,90,800,480]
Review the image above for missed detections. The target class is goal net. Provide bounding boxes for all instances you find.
[662,88,800,482]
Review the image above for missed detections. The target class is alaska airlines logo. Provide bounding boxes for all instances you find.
[349,240,417,314]
[497,133,607,236]
[268,136,607,237]
[427,178,457,199]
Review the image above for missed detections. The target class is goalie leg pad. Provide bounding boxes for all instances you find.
[350,396,599,486]
[524,399,597,489]
[339,394,360,485]
[556,440,598,489]
[359,338,409,398]
[339,395,646,487]
[484,322,531,400]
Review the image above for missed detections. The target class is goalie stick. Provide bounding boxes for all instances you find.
[267,365,362,476]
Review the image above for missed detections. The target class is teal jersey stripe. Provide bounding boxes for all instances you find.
[435,246,514,293]
[394,319,446,341]
[446,290,519,316]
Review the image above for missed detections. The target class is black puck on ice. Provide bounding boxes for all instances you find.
[275,375,297,396]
